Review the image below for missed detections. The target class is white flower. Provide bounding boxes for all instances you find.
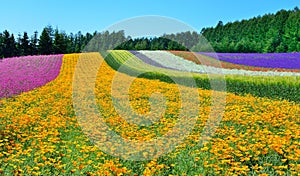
[137,51,300,76]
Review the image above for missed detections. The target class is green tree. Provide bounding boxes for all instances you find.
[39,28,53,54]
[30,31,39,55]
[20,32,30,56]
[53,30,67,54]
[2,30,17,58]
[282,9,299,52]
[201,7,299,52]
[0,33,4,58]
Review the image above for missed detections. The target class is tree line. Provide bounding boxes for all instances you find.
[0,7,299,58]
[0,26,128,58]
[201,7,300,53]
[0,26,88,58]
[119,7,300,53]
[114,37,188,50]
[0,26,190,59]
[114,6,300,53]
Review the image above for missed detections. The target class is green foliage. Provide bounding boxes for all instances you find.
[0,30,17,58]
[20,32,31,56]
[30,31,39,55]
[0,7,299,57]
[83,30,127,53]
[39,28,53,55]
[53,30,68,54]
[105,50,300,103]
[114,37,188,51]
[202,7,300,53]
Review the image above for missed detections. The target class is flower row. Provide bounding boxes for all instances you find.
[135,51,300,76]
[170,51,300,73]
[0,55,63,99]
[200,52,300,70]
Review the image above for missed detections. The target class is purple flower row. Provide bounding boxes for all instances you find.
[129,50,177,70]
[0,55,63,99]
[199,52,300,70]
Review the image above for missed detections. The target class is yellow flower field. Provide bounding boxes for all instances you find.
[0,53,299,175]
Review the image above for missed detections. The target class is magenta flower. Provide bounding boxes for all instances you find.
[0,55,63,99]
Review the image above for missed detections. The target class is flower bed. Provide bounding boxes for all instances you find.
[0,55,63,98]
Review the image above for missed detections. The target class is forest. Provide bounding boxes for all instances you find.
[201,7,300,53]
[0,7,299,58]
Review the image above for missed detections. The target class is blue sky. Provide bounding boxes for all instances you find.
[0,0,298,36]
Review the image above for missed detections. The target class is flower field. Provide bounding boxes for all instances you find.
[170,51,300,73]
[199,52,300,70]
[0,52,299,175]
[127,50,299,102]
[134,51,300,76]
[0,55,63,98]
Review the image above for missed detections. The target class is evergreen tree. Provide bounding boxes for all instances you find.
[201,7,299,52]
[20,32,30,56]
[16,33,22,56]
[0,33,3,58]
[2,30,16,58]
[10,34,17,57]
[39,28,53,54]
[30,31,39,55]
[53,30,67,54]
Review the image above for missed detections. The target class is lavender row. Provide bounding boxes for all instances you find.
[199,52,300,69]
[135,51,300,76]
[129,50,177,70]
[0,55,63,99]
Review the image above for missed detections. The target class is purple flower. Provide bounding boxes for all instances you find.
[199,52,300,69]
[129,50,177,70]
[0,55,63,99]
